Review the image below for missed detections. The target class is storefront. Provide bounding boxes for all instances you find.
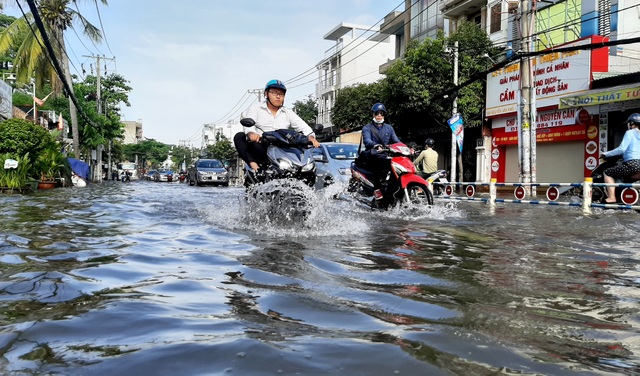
[485,35,609,183]
[559,82,640,169]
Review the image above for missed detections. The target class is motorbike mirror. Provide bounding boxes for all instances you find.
[240,118,256,127]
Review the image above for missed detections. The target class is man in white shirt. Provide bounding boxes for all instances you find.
[233,79,320,172]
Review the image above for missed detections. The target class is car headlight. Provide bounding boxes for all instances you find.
[338,168,351,175]
[302,160,315,172]
[278,159,293,171]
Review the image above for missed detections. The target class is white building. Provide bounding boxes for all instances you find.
[316,22,396,134]
[122,120,143,145]
[202,120,243,149]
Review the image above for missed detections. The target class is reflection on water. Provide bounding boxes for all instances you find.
[0,181,638,375]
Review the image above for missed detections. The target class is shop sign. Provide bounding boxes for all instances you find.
[486,38,593,116]
[493,124,586,145]
[560,86,640,109]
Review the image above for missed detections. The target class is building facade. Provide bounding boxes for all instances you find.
[315,22,395,135]
[122,120,143,145]
[442,0,640,184]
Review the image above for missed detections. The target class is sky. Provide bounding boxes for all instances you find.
[4,0,404,145]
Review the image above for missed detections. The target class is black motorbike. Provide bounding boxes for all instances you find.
[590,155,640,203]
[240,118,322,220]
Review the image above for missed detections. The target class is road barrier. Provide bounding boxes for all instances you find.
[437,178,640,214]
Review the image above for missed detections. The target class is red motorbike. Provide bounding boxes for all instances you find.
[347,142,434,209]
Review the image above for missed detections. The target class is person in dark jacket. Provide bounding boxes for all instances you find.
[357,103,400,199]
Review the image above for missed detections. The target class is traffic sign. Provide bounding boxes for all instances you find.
[546,186,559,201]
[514,186,526,200]
[445,185,453,196]
[465,185,475,197]
[620,188,639,205]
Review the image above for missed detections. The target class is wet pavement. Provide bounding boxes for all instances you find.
[0,180,638,375]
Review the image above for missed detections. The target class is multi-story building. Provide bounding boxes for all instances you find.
[473,0,640,185]
[315,22,396,136]
[122,120,143,145]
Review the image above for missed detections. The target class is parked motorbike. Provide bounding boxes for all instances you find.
[347,143,434,210]
[239,118,322,219]
[591,155,640,204]
[424,169,448,196]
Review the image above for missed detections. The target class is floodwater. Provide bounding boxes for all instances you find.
[0,180,638,375]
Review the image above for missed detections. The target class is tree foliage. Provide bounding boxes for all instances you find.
[291,95,318,126]
[331,82,385,132]
[332,22,495,142]
[122,139,169,168]
[204,134,237,165]
[0,118,54,159]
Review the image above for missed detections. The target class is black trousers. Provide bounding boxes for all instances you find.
[233,132,268,168]
[357,149,390,189]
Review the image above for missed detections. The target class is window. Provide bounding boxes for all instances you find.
[490,3,501,34]
[598,0,611,36]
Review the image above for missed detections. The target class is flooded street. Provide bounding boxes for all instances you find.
[0,180,639,375]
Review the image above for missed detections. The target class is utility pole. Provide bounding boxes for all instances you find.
[84,54,115,183]
[529,1,538,196]
[248,89,262,103]
[450,41,459,186]
[519,1,533,193]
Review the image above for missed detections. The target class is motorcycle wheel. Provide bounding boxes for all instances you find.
[347,177,359,193]
[591,186,605,203]
[404,182,434,207]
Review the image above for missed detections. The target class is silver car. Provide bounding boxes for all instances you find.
[311,142,360,190]
[188,159,229,186]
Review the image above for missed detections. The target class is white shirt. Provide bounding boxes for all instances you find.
[242,102,315,137]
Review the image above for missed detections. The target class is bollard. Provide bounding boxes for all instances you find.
[582,177,592,214]
[489,178,497,206]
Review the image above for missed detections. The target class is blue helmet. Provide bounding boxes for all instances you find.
[265,79,286,93]
[626,113,640,126]
[371,103,387,114]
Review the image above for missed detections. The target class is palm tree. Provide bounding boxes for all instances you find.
[0,0,108,161]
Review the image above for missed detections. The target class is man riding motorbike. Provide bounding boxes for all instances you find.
[414,138,438,179]
[233,79,320,181]
[355,103,400,200]
[600,113,640,204]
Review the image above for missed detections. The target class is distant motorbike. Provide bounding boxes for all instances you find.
[121,171,131,183]
[178,171,187,183]
[424,170,448,196]
[240,118,322,219]
[591,155,640,204]
[347,143,434,210]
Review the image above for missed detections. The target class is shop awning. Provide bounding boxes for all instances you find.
[559,83,640,109]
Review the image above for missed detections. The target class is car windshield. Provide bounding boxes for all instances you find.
[197,160,223,168]
[326,145,359,160]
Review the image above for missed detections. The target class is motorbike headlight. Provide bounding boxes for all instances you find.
[391,161,410,174]
[302,160,315,172]
[278,159,293,171]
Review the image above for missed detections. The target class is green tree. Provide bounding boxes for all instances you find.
[204,134,237,164]
[292,95,318,126]
[170,145,194,171]
[384,23,494,138]
[0,0,109,160]
[122,139,169,169]
[331,82,385,133]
